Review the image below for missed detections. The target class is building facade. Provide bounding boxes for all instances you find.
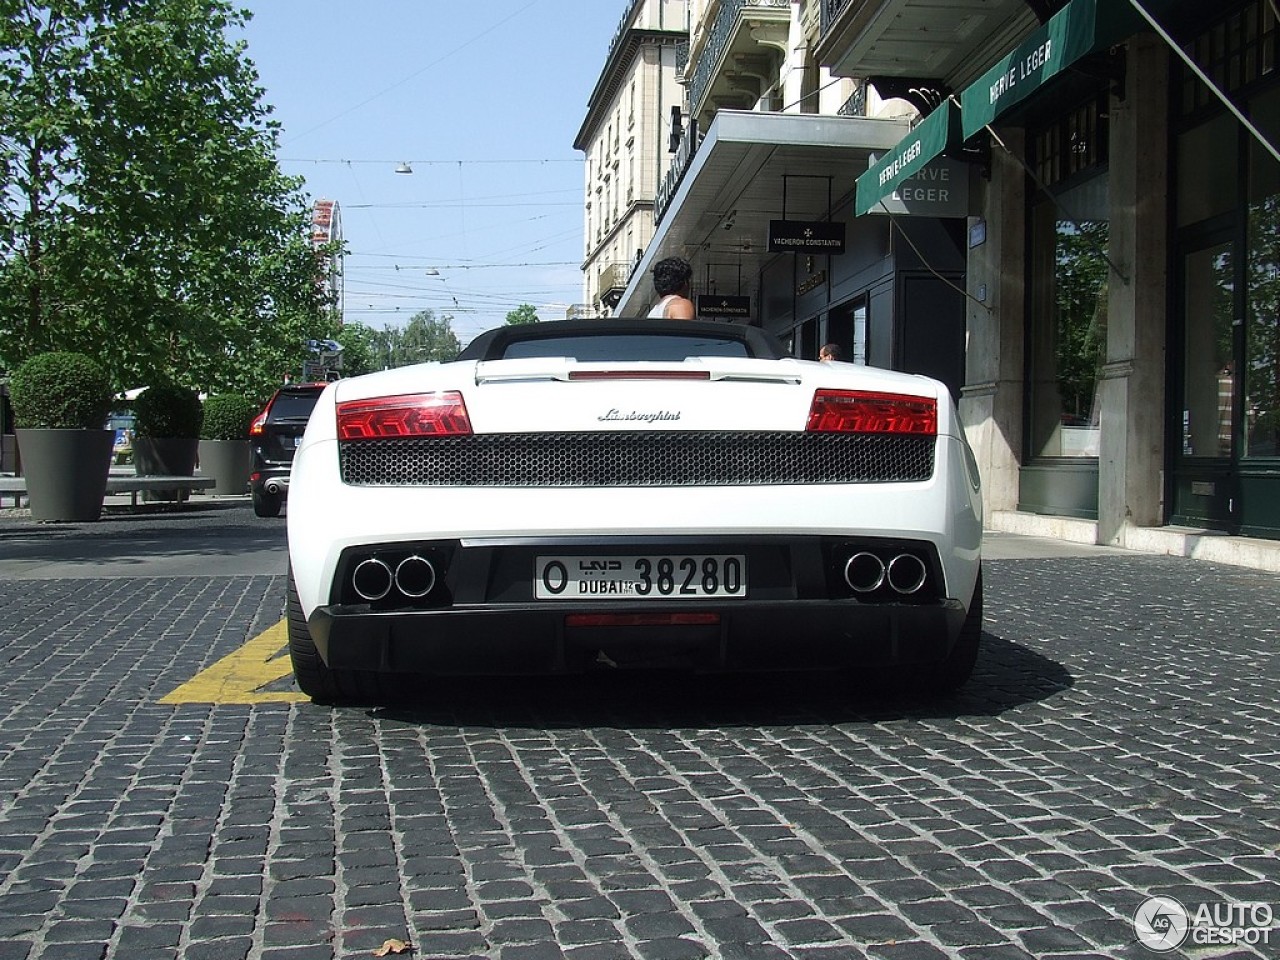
[818,0,1280,549]
[593,0,1279,555]
[611,0,976,397]
[575,0,690,319]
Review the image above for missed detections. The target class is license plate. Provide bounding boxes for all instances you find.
[535,555,747,600]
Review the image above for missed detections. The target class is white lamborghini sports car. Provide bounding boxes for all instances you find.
[285,320,984,703]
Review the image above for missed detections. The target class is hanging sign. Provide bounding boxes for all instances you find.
[855,99,965,216]
[696,295,751,319]
[871,157,969,218]
[768,220,846,254]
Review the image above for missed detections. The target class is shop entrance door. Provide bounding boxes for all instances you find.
[1171,234,1240,530]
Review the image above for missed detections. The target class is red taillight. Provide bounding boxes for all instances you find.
[806,390,937,435]
[249,410,267,437]
[336,392,472,440]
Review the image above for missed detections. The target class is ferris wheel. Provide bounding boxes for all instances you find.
[311,199,344,324]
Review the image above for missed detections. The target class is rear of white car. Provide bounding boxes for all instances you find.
[286,320,982,702]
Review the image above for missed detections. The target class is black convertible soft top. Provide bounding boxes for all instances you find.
[456,319,789,363]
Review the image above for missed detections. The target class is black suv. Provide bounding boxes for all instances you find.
[249,383,325,518]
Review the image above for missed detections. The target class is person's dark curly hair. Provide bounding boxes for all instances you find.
[652,257,692,297]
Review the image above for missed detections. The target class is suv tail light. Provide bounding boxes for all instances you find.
[337,392,472,440]
[806,390,937,435]
[249,409,268,437]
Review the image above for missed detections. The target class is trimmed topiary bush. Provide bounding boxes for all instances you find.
[134,382,204,438]
[200,393,257,441]
[9,352,114,429]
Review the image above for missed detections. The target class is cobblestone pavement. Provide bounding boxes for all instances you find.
[0,544,1277,959]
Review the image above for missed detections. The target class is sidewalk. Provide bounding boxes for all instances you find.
[989,509,1280,573]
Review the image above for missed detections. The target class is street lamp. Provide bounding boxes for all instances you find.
[425,269,458,308]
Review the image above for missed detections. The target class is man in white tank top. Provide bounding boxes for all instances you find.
[647,257,696,319]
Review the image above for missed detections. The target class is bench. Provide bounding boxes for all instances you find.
[0,475,216,508]
[106,475,217,506]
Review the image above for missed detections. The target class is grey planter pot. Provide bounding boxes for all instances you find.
[133,437,199,476]
[134,437,199,502]
[15,428,115,522]
[197,439,251,496]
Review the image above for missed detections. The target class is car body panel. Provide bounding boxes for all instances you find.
[286,320,983,689]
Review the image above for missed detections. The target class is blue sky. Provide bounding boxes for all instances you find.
[237,2,627,344]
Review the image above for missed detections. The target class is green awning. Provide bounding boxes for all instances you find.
[855,99,960,216]
[960,0,1137,139]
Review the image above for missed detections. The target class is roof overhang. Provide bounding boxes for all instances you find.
[615,110,913,318]
[814,0,1042,89]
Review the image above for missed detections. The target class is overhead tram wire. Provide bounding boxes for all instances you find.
[349,261,581,269]
[279,157,583,166]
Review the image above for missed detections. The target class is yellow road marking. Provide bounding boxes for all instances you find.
[160,620,308,704]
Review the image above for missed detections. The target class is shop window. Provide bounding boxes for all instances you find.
[1246,86,1280,458]
[1034,94,1107,188]
[1026,92,1113,461]
[1180,0,1277,116]
[1027,179,1110,460]
[1177,112,1238,227]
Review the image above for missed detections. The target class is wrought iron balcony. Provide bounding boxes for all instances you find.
[687,0,791,120]
[820,0,853,36]
[837,79,867,117]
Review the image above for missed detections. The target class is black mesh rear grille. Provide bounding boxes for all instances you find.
[339,432,935,486]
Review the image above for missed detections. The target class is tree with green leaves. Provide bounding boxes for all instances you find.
[505,303,539,325]
[332,321,381,378]
[399,310,460,365]
[0,0,333,400]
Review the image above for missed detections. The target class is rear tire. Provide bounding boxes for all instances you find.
[253,488,282,518]
[287,569,400,704]
[928,568,983,694]
[287,570,340,702]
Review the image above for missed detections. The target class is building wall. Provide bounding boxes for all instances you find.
[615,0,1279,543]
[960,131,1026,518]
[956,1,1279,542]
[1097,33,1168,543]
[578,1,688,316]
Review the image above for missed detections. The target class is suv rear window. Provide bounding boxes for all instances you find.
[269,389,323,421]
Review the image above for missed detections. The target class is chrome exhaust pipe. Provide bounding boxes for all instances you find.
[844,552,886,593]
[265,480,282,495]
[352,558,393,601]
[887,554,928,595]
[394,555,437,599]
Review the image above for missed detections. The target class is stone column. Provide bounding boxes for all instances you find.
[1098,34,1169,544]
[960,129,1026,518]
